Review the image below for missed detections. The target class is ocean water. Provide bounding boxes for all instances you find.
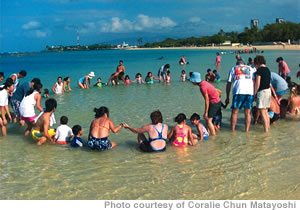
[0,49,300,199]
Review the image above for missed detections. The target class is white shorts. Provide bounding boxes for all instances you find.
[257,88,271,109]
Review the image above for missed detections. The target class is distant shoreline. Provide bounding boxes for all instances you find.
[127,45,300,51]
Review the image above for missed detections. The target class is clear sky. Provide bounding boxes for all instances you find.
[0,0,299,52]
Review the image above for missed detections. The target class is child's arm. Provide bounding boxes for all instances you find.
[167,127,175,140]
[188,126,197,146]
[43,118,53,142]
[88,121,93,139]
[1,106,7,125]
[153,76,159,80]
[35,94,43,112]
[123,123,148,134]
[131,78,137,83]
[197,123,204,140]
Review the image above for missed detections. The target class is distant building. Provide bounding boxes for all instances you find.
[251,19,259,29]
[276,18,285,23]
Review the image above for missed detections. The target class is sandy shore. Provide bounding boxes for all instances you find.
[128,45,300,51]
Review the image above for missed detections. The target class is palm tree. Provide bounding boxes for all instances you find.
[137,38,143,46]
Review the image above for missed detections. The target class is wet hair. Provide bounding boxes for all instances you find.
[150,110,163,124]
[166,70,170,74]
[63,77,70,82]
[213,70,217,74]
[189,72,193,77]
[31,78,41,85]
[276,57,283,62]
[72,125,82,136]
[0,72,4,78]
[254,55,266,65]
[119,60,123,63]
[97,77,101,81]
[280,99,288,107]
[19,70,27,77]
[216,52,219,55]
[125,75,130,80]
[146,72,152,77]
[60,116,68,125]
[135,73,141,78]
[190,113,200,121]
[181,70,186,74]
[26,82,43,96]
[57,76,62,80]
[45,98,57,112]
[207,69,211,73]
[94,106,109,118]
[165,64,170,69]
[0,78,14,91]
[44,88,49,94]
[174,113,186,124]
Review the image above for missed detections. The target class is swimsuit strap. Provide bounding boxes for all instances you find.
[149,124,167,142]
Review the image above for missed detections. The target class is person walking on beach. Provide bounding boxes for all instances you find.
[254,56,271,132]
[276,57,291,80]
[225,60,256,132]
[32,98,57,146]
[88,106,123,151]
[123,110,168,152]
[0,78,14,136]
[10,70,27,92]
[77,72,95,89]
[52,76,64,95]
[107,60,126,85]
[190,72,221,136]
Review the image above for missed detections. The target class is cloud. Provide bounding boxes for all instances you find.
[22,21,41,30]
[35,30,47,38]
[101,14,176,33]
[188,17,206,24]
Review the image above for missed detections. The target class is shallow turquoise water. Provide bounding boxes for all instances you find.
[1,49,300,199]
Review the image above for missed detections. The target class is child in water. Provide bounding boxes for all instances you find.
[168,113,196,147]
[94,78,106,88]
[71,125,84,147]
[131,73,145,84]
[124,75,132,86]
[54,116,73,144]
[213,70,221,83]
[165,70,171,83]
[145,72,159,84]
[180,70,187,81]
[190,113,209,141]
[43,89,49,98]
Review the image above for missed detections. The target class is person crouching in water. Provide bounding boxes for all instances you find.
[167,113,197,147]
[88,106,123,151]
[32,98,57,146]
[123,110,168,152]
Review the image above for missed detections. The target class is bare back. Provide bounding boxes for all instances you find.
[90,116,111,138]
[288,96,300,115]
[33,113,50,132]
[147,123,168,149]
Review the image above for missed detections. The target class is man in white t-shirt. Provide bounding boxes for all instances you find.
[225,60,256,132]
[54,116,73,144]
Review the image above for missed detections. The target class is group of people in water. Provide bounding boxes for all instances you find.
[1,53,300,153]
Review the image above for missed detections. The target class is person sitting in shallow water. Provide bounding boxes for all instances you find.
[287,85,300,115]
[88,106,123,151]
[123,110,169,152]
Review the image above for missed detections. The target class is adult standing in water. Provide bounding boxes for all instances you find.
[254,55,271,132]
[225,59,256,132]
[10,70,27,92]
[52,76,64,95]
[276,57,291,80]
[77,72,95,89]
[88,106,123,151]
[63,77,72,91]
[107,60,126,85]
[190,72,221,136]
[123,110,169,152]
[157,64,170,83]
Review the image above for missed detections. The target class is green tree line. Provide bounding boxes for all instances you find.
[144,22,300,48]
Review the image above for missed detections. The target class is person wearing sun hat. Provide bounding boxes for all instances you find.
[78,72,95,89]
[190,72,221,136]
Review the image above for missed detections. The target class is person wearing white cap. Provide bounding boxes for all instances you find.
[77,72,95,89]
[190,72,221,136]
[225,60,256,132]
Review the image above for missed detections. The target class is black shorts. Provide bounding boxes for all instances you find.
[208,101,222,118]
[139,140,166,153]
